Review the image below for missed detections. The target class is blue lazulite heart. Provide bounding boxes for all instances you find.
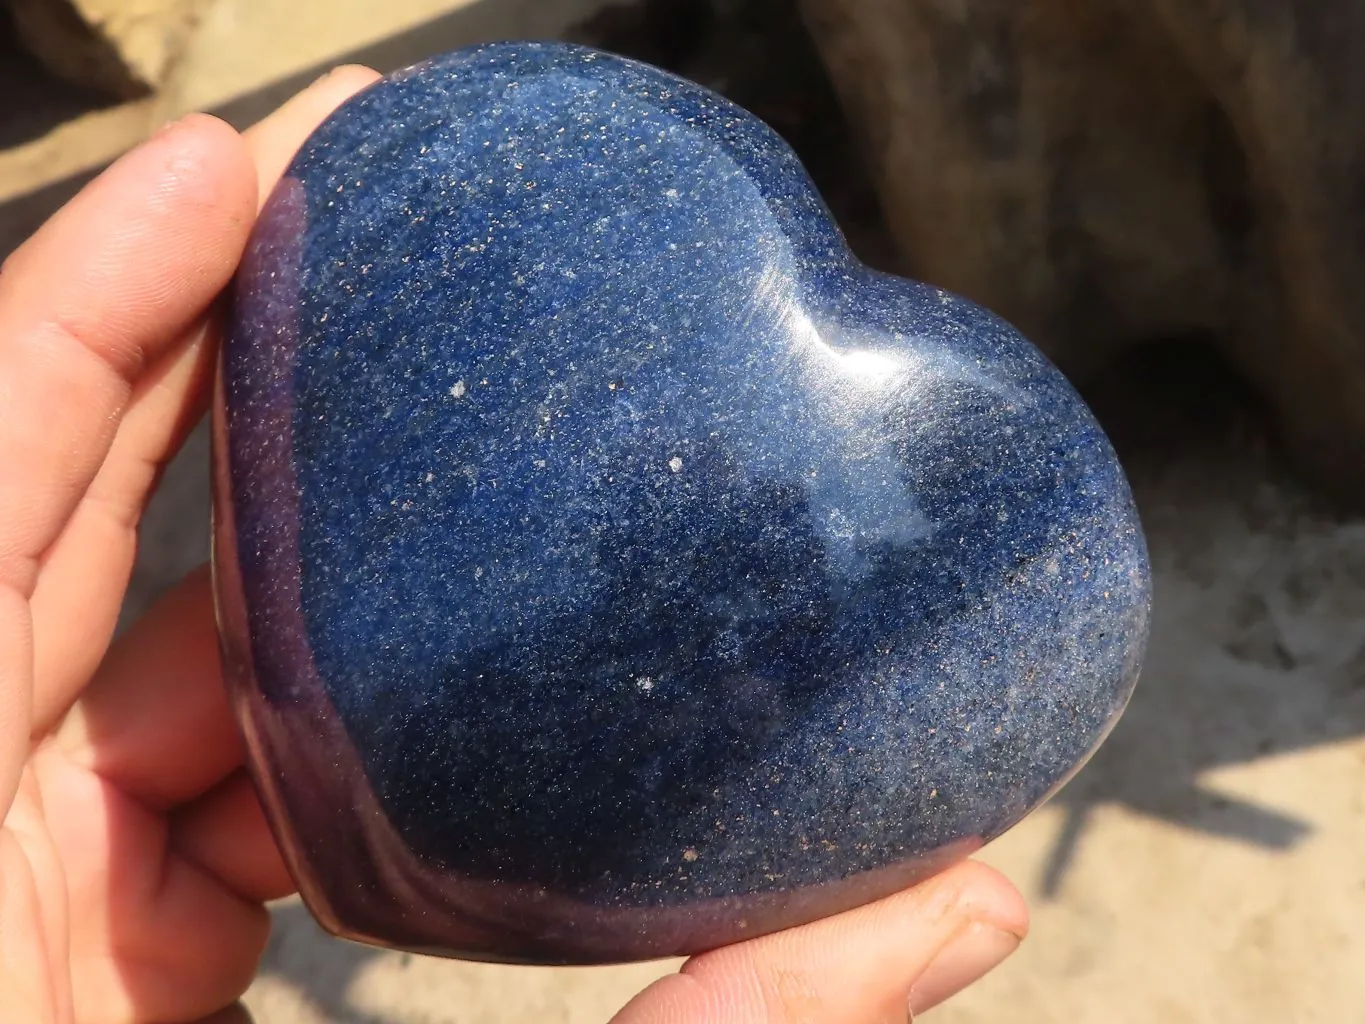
[213,41,1150,965]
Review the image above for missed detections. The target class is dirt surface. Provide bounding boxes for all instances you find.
[3,1,1363,1021]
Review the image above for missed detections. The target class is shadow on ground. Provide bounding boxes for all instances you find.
[1039,340,1365,895]
[0,6,122,150]
[256,903,393,1024]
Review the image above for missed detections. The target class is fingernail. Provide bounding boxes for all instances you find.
[908,922,1021,1016]
[151,113,192,138]
[312,66,346,86]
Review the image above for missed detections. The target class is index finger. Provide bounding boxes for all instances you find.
[613,860,1028,1023]
[0,114,258,805]
[49,66,386,796]
[0,114,257,601]
[24,66,382,732]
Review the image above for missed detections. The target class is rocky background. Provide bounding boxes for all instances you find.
[2,1,1363,1021]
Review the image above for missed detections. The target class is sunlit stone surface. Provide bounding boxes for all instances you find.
[214,42,1150,965]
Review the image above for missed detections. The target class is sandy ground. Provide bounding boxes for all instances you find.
[4,1,1364,1021]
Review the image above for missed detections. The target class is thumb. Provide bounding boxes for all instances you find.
[612,860,1026,1023]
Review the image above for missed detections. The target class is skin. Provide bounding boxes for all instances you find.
[0,68,1029,1024]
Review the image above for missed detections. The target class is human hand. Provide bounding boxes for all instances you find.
[0,67,1027,1024]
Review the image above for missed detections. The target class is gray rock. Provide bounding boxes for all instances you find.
[6,0,208,96]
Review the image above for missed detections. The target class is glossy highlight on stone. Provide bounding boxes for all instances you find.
[213,41,1151,965]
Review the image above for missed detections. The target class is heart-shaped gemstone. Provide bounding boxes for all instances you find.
[214,41,1150,965]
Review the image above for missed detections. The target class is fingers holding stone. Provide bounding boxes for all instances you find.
[0,114,255,604]
[611,861,1027,1023]
[0,112,256,792]
[171,772,295,905]
[56,567,242,812]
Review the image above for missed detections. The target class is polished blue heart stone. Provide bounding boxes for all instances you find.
[213,41,1151,965]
